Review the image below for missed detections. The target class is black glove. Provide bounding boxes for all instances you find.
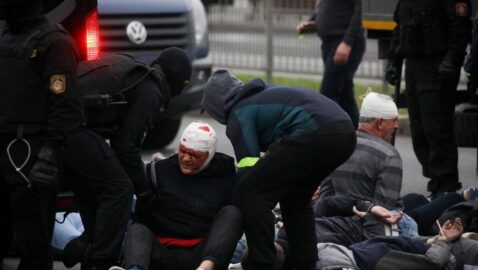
[29,143,61,187]
[135,190,161,215]
[385,61,400,86]
[439,50,462,77]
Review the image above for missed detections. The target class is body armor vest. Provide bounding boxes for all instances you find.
[78,54,168,131]
[398,0,448,57]
[0,23,68,135]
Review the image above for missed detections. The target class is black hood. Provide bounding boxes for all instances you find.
[1,0,45,33]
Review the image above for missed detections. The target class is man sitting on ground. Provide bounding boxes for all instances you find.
[110,121,242,270]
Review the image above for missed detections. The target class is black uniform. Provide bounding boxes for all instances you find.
[77,54,170,195]
[0,14,83,270]
[61,53,169,268]
[388,0,471,195]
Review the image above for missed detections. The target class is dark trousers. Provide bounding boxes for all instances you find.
[123,206,243,270]
[235,124,356,270]
[63,129,134,268]
[0,135,57,270]
[403,192,464,235]
[405,58,462,194]
[320,35,366,128]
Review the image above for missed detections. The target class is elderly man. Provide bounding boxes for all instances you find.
[318,92,402,213]
[202,69,356,270]
[110,121,242,270]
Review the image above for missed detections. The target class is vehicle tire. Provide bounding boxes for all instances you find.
[142,117,182,149]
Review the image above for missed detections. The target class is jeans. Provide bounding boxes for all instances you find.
[52,212,84,250]
[320,35,366,128]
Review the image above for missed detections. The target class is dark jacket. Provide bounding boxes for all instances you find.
[139,153,236,239]
[350,236,478,270]
[222,79,350,161]
[78,54,170,194]
[0,18,83,145]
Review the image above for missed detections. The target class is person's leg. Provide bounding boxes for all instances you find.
[406,59,431,179]
[122,224,156,270]
[337,35,366,128]
[406,192,464,235]
[199,205,243,270]
[64,129,134,269]
[235,127,356,270]
[1,136,56,270]
[0,175,13,270]
[418,67,461,194]
[410,58,461,194]
[403,193,430,213]
[230,234,247,264]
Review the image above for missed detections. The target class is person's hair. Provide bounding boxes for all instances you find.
[359,116,377,123]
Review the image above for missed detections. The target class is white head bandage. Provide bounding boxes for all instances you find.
[360,92,399,119]
[179,121,217,172]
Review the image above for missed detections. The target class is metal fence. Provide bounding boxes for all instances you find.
[207,1,467,86]
[207,1,386,82]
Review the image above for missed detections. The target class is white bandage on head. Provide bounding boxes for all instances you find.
[360,92,399,119]
[179,121,217,172]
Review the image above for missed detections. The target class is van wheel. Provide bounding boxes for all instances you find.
[142,117,182,149]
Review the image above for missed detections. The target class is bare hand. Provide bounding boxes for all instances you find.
[333,42,352,65]
[353,205,402,224]
[441,218,463,241]
[310,186,321,205]
[296,21,316,34]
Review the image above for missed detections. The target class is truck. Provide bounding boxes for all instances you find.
[362,0,478,151]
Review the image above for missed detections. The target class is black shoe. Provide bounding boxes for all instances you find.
[63,233,89,268]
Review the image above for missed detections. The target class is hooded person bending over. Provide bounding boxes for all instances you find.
[202,70,357,270]
[110,121,242,270]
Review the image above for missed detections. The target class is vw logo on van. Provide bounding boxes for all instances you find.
[126,21,147,45]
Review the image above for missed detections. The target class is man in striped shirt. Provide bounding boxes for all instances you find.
[312,92,419,244]
[318,92,402,211]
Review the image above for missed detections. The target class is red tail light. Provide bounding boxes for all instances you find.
[85,9,100,60]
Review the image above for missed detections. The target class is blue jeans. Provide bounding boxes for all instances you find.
[320,35,366,128]
[52,212,84,250]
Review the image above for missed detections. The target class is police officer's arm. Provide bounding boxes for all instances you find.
[113,81,161,195]
[28,31,83,186]
[41,32,83,145]
[443,0,472,69]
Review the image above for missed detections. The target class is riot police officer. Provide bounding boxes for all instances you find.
[0,0,83,269]
[60,47,192,269]
[386,0,472,198]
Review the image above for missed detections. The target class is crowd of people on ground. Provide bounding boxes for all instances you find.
[1,0,478,270]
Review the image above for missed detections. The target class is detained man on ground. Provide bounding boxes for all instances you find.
[109,121,242,270]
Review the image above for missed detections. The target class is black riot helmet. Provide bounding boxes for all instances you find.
[151,47,192,97]
[0,0,44,32]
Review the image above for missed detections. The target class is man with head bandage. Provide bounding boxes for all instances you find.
[110,121,243,270]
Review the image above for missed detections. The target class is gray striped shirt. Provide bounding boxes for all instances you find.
[319,130,403,210]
